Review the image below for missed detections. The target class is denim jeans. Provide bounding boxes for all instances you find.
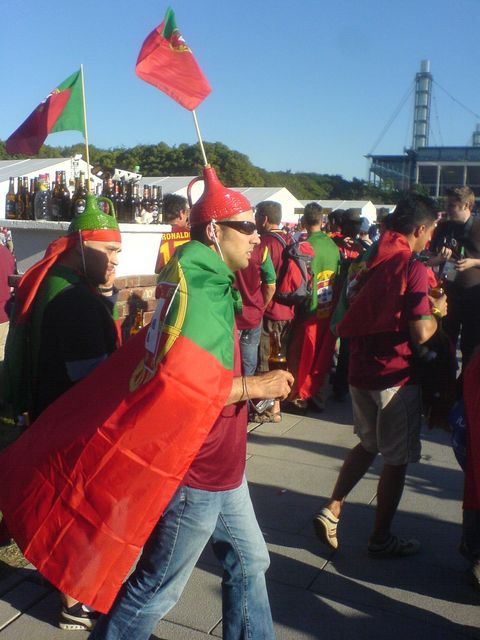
[238,325,262,376]
[89,477,275,640]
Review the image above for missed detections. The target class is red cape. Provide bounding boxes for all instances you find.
[337,231,412,338]
[463,351,480,509]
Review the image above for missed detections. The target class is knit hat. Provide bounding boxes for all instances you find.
[188,166,251,226]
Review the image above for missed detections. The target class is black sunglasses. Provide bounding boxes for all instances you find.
[216,220,258,235]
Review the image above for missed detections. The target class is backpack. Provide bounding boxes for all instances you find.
[267,232,314,307]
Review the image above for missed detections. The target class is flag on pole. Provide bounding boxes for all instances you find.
[136,7,211,111]
[6,70,85,156]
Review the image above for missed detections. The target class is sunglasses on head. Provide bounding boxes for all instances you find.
[216,220,257,235]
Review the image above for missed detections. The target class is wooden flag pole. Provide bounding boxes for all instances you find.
[80,64,92,193]
[191,110,209,166]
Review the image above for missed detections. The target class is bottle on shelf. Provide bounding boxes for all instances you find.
[150,185,160,224]
[59,171,72,221]
[140,184,152,224]
[22,177,31,220]
[51,171,62,220]
[34,174,53,220]
[124,180,140,223]
[114,180,125,222]
[5,178,16,220]
[71,172,87,217]
[129,308,144,336]
[15,176,25,220]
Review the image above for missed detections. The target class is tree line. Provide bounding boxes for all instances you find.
[0,140,400,203]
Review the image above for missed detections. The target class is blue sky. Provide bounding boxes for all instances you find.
[1,0,479,180]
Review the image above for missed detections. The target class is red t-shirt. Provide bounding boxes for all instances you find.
[262,230,295,321]
[235,242,275,330]
[183,329,247,491]
[348,260,431,390]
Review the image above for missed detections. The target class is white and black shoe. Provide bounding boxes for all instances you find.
[59,602,99,631]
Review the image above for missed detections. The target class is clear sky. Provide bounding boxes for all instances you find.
[1,0,479,181]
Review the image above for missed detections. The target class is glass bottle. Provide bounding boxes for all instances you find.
[15,176,25,219]
[34,174,53,220]
[5,177,16,219]
[129,308,144,336]
[71,171,87,217]
[268,330,287,370]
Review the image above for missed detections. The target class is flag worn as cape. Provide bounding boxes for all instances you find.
[0,241,236,613]
[6,70,85,156]
[336,230,413,338]
[136,7,212,110]
[288,231,340,400]
[463,351,480,509]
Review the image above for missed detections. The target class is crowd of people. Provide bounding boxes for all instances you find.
[0,173,479,638]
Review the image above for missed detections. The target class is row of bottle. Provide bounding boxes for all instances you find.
[5,173,164,224]
[100,177,163,224]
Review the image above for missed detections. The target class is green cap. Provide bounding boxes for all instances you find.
[68,194,120,234]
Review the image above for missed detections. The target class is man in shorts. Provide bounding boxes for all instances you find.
[312,194,447,557]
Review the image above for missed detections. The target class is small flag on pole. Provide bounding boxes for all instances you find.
[135,7,212,111]
[6,70,85,156]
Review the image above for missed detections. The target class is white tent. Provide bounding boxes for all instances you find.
[299,199,378,223]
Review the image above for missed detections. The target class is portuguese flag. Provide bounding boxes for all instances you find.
[463,352,480,509]
[6,70,85,156]
[0,241,235,613]
[136,7,211,110]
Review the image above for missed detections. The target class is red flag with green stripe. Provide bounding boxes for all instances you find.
[6,70,85,156]
[136,7,211,110]
[0,241,235,613]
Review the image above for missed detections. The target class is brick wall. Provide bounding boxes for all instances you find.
[115,275,158,341]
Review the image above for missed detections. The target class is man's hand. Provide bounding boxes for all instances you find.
[249,370,294,401]
[426,247,452,266]
[456,258,480,272]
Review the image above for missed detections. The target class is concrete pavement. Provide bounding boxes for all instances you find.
[0,395,479,639]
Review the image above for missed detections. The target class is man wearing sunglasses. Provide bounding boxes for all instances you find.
[90,166,293,640]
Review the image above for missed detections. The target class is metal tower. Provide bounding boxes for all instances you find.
[412,60,432,150]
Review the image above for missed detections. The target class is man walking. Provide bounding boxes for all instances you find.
[313,195,447,557]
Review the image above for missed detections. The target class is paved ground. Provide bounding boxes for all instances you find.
[0,395,479,639]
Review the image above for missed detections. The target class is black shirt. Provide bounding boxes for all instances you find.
[33,282,118,420]
[430,217,480,289]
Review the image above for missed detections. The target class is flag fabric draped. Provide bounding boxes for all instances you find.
[0,240,235,613]
[136,7,211,110]
[6,70,85,156]
[463,351,480,509]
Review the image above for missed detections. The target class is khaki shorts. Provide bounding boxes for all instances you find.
[350,384,422,465]
[257,318,291,373]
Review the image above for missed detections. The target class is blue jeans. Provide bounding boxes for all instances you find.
[238,325,262,376]
[89,477,274,640]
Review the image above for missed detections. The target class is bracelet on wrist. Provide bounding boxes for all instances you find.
[431,306,443,319]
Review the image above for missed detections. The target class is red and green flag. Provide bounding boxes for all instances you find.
[0,241,235,613]
[6,70,85,156]
[136,7,211,110]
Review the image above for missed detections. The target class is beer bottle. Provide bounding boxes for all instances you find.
[268,330,287,371]
[51,171,62,220]
[5,177,16,219]
[15,177,25,219]
[71,172,87,216]
[140,184,151,224]
[34,174,53,220]
[129,308,144,336]
[114,180,125,222]
[59,171,72,221]
[150,185,160,224]
[21,177,30,220]
[124,181,141,223]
